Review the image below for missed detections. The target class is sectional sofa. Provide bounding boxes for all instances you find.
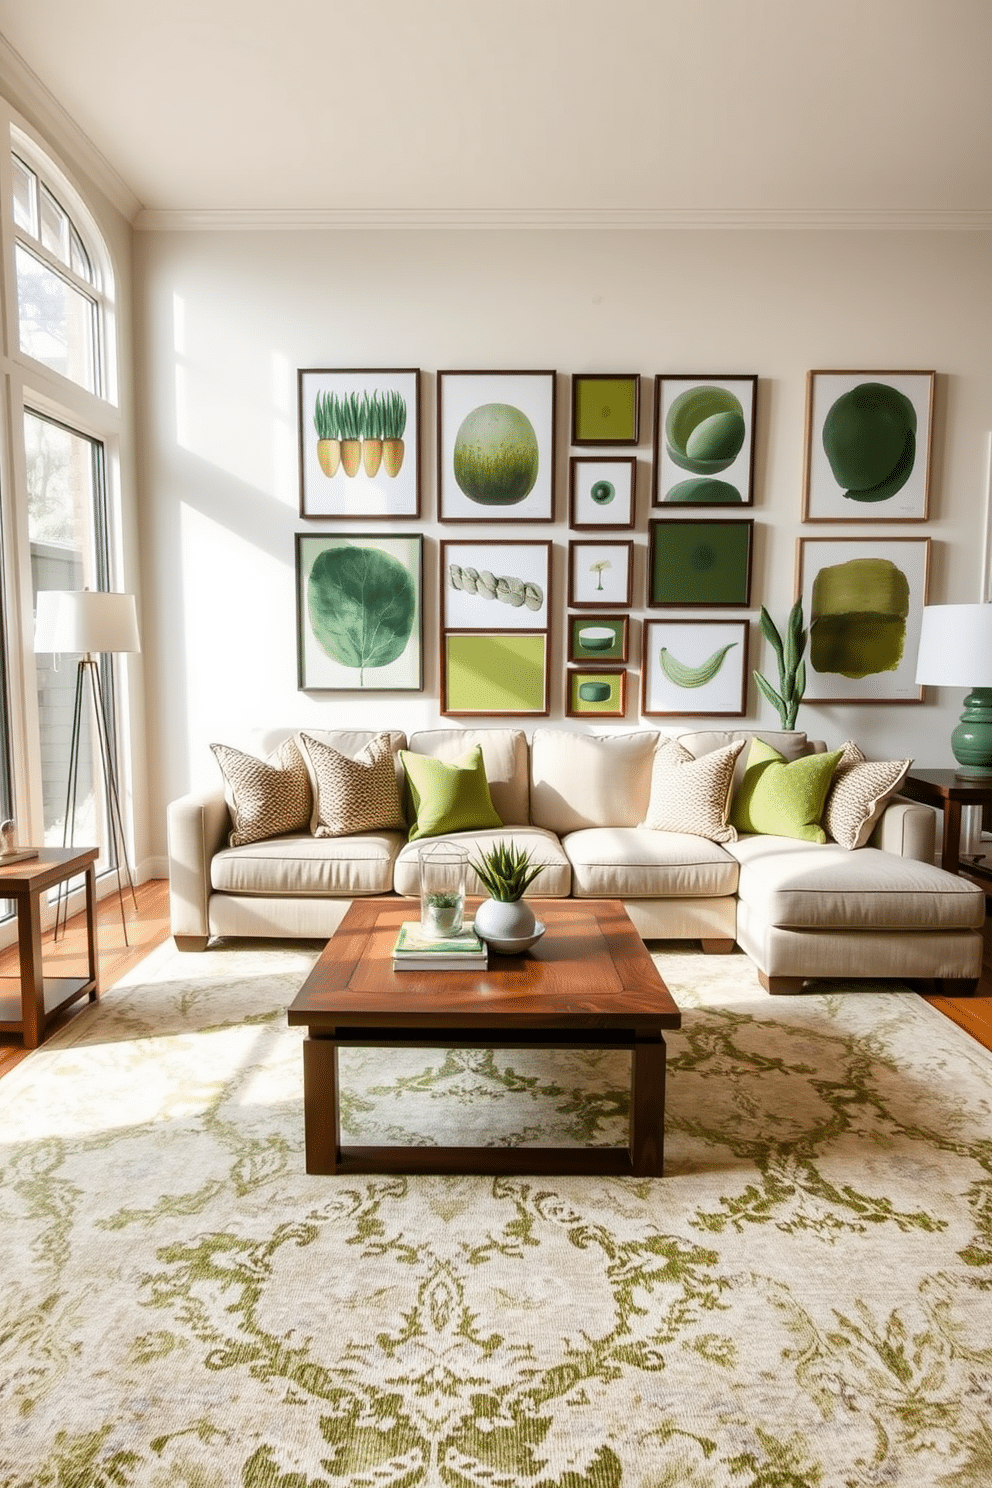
[167,725,985,995]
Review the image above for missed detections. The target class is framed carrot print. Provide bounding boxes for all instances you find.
[298,368,420,518]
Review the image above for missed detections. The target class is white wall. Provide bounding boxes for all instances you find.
[134,227,992,860]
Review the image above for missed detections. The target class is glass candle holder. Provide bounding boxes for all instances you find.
[418,840,469,940]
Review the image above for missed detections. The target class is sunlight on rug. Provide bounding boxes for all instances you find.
[1,937,991,1487]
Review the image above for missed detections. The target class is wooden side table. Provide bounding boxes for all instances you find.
[900,770,992,883]
[0,846,100,1048]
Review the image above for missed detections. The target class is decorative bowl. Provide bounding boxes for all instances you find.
[577,626,615,652]
[484,921,546,955]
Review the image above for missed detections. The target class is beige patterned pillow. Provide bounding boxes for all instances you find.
[640,737,745,842]
[211,737,312,847]
[298,731,405,838]
[823,741,912,850]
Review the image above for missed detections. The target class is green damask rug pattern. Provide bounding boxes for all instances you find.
[1,940,992,1488]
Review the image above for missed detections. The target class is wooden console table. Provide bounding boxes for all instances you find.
[900,770,992,884]
[0,847,100,1048]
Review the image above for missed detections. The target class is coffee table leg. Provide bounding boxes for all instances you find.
[302,1034,340,1174]
[630,1034,666,1177]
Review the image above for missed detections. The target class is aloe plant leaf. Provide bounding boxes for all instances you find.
[307,546,415,679]
[753,669,787,724]
[759,606,785,666]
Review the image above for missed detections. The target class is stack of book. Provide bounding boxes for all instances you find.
[392,920,488,971]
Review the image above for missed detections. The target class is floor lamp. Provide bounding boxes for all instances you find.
[34,589,141,942]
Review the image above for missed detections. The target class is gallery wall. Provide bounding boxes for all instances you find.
[133,226,992,869]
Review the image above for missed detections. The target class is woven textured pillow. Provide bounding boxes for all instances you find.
[640,737,745,842]
[823,741,912,850]
[399,744,503,842]
[211,737,312,847]
[730,737,844,844]
[298,731,405,838]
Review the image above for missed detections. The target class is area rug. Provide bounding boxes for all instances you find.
[2,940,991,1488]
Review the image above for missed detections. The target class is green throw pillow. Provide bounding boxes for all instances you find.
[730,738,844,844]
[399,744,504,842]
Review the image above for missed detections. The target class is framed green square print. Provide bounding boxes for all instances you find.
[571,374,640,446]
[648,519,753,607]
[442,632,549,716]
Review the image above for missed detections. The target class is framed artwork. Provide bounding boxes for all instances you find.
[569,456,636,529]
[567,613,629,663]
[441,632,549,716]
[641,619,749,717]
[568,540,634,609]
[648,519,753,607]
[797,536,931,702]
[653,374,757,507]
[437,370,556,522]
[571,373,640,445]
[296,533,423,691]
[803,370,935,522]
[441,540,551,631]
[566,667,628,719]
[298,368,420,519]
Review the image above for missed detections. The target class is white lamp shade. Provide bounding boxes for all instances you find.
[915,603,992,688]
[34,590,140,655]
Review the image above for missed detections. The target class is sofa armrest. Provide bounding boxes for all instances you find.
[867,797,936,863]
[167,788,231,941]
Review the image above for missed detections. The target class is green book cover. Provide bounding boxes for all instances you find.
[393,921,484,956]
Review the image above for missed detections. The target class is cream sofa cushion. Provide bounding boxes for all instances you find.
[640,738,745,842]
[211,832,403,897]
[563,827,739,899]
[407,729,529,825]
[393,826,570,898]
[728,834,985,932]
[530,729,660,833]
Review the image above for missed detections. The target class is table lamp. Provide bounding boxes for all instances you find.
[915,602,992,776]
[33,589,140,939]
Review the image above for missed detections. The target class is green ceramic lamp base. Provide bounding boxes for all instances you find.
[951,687,992,776]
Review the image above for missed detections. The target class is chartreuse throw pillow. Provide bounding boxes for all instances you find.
[730,738,844,844]
[399,744,504,842]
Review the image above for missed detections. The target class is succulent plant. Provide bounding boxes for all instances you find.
[469,842,543,903]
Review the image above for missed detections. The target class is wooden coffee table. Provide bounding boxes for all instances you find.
[287,897,682,1178]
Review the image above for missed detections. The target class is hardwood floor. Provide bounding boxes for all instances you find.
[0,880,990,1079]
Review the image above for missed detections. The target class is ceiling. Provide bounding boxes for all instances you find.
[1,0,990,227]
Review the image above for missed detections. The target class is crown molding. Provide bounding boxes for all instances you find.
[133,204,992,233]
[0,37,141,224]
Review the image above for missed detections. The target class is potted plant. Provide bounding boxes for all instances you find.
[469,841,544,944]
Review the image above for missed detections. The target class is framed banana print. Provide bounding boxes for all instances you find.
[441,540,551,631]
[649,519,753,607]
[437,370,556,522]
[797,536,930,702]
[653,374,757,507]
[641,619,749,717]
[571,373,640,445]
[296,533,423,691]
[298,368,420,518]
[567,613,629,663]
[566,668,628,719]
[568,540,634,609]
[441,632,550,716]
[569,456,636,529]
[802,370,935,522]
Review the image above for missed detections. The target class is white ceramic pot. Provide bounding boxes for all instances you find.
[473,897,536,944]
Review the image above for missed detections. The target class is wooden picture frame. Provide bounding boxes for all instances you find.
[802,369,935,522]
[298,368,420,518]
[566,667,628,719]
[571,373,640,446]
[797,536,931,702]
[296,532,423,691]
[567,613,630,663]
[568,540,634,609]
[569,456,637,529]
[437,369,556,522]
[652,374,757,507]
[648,519,753,607]
[641,619,749,717]
[441,631,550,716]
[441,540,552,632]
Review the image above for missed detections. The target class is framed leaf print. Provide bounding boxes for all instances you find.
[571,373,640,445]
[641,619,749,717]
[566,668,628,719]
[441,541,551,632]
[296,533,423,691]
[567,613,629,663]
[649,519,753,607]
[568,540,634,609]
[298,368,420,518]
[569,456,636,529]
[442,632,550,716]
[653,374,757,507]
[803,370,935,522]
[796,537,931,701]
[437,370,556,522]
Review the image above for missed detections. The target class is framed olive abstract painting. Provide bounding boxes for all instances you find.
[437,370,556,522]
[442,632,550,716]
[298,368,420,518]
[652,374,757,507]
[571,373,640,445]
[641,619,749,717]
[797,537,930,701]
[296,533,423,691]
[648,519,753,607]
[803,370,935,522]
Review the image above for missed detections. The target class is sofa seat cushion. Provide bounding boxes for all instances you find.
[563,827,739,899]
[393,827,571,898]
[728,834,985,932]
[211,832,404,897]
